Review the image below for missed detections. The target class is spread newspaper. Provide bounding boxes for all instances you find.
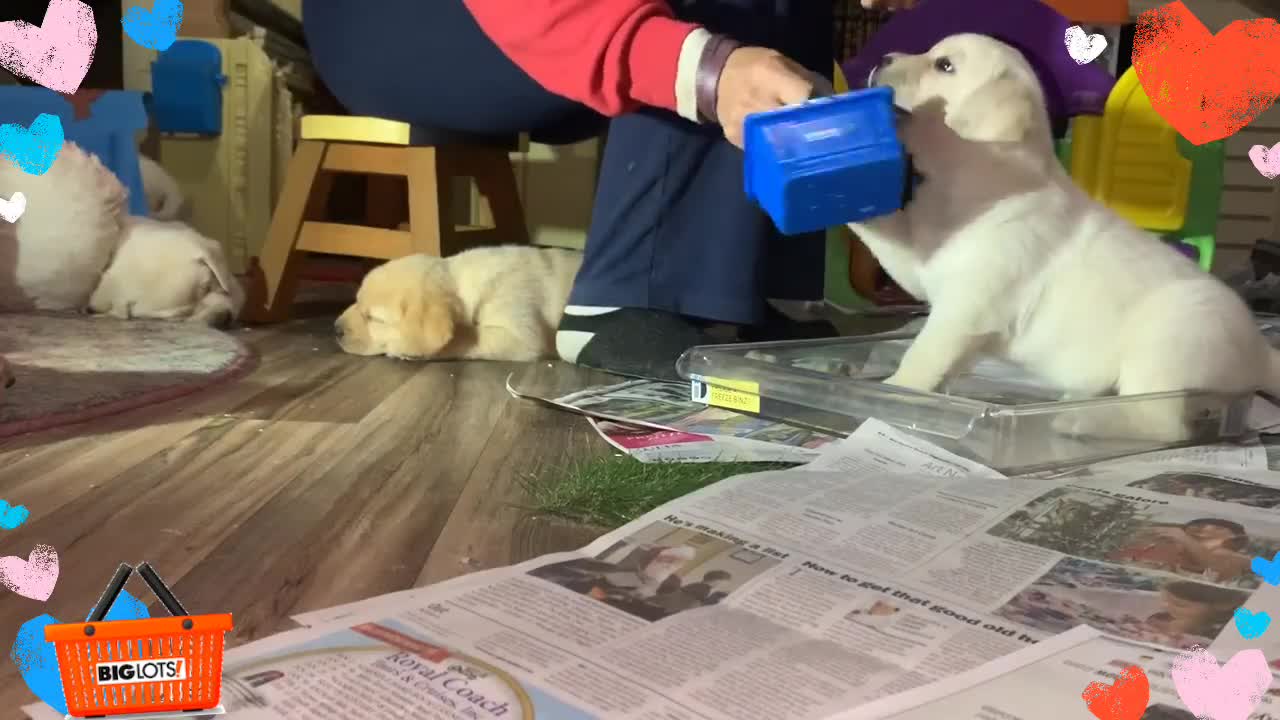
[23,421,1280,719]
[833,624,1280,720]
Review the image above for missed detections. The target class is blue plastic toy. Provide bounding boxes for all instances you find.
[0,87,150,217]
[151,40,227,135]
[743,87,908,235]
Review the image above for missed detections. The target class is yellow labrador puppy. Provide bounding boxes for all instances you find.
[853,33,1278,440]
[336,245,581,361]
[89,217,245,328]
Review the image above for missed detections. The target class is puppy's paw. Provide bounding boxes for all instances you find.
[883,371,936,393]
[1050,410,1089,438]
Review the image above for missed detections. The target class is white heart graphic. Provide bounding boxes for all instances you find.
[1064,25,1107,65]
[0,192,25,223]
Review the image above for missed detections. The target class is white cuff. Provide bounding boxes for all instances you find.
[675,28,713,123]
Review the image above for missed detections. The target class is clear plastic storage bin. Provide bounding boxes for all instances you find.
[676,332,1255,474]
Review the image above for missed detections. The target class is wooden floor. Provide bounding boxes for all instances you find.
[0,307,614,716]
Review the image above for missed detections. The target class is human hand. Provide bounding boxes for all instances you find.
[716,47,828,148]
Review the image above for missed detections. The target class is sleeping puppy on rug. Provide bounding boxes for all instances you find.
[0,143,243,327]
[89,217,245,328]
[335,245,582,361]
[851,33,1280,441]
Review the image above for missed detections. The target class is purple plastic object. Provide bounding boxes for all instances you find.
[1170,240,1200,262]
[841,0,1117,126]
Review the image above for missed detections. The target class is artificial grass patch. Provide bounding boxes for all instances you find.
[522,455,795,529]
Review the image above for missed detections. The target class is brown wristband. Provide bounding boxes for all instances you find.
[695,34,743,125]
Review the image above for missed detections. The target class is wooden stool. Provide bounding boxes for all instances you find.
[243,115,529,323]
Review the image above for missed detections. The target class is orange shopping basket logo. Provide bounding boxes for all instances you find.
[44,562,233,718]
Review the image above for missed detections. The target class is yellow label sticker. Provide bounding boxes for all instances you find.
[692,376,761,414]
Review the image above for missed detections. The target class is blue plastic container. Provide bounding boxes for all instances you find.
[743,87,906,235]
[0,87,149,217]
[151,40,227,135]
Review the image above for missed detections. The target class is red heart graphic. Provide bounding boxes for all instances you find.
[1131,1,1280,145]
[1081,665,1151,720]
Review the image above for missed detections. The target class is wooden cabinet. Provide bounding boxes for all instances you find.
[468,138,602,251]
[510,140,601,250]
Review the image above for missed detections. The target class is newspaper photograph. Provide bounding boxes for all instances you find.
[25,420,1280,720]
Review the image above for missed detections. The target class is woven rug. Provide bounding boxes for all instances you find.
[0,313,255,439]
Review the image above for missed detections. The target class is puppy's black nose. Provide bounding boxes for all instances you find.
[877,54,897,69]
[334,320,344,340]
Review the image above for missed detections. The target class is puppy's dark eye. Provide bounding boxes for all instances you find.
[933,57,955,73]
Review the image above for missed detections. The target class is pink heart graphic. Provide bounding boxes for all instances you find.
[0,0,97,94]
[0,544,59,601]
[1172,647,1273,720]
[1252,143,1280,180]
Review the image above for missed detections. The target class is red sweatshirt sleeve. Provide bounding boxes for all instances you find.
[461,0,701,116]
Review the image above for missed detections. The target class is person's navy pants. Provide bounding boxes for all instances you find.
[303,0,832,326]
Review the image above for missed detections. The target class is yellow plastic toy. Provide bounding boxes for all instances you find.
[1066,67,1222,271]
[1069,68,1190,232]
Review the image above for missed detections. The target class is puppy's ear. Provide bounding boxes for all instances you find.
[401,285,458,356]
[945,72,1037,143]
[195,238,245,316]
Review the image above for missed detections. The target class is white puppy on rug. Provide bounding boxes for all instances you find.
[0,143,241,326]
[90,217,245,328]
[852,33,1279,441]
[336,245,582,361]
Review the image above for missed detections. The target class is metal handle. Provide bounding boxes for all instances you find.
[85,562,191,627]
[136,562,190,617]
[87,563,134,623]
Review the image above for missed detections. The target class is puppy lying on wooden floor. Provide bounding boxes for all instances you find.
[336,245,582,361]
[852,33,1280,441]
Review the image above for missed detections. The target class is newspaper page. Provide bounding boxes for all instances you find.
[25,422,1280,720]
[513,377,839,463]
[1082,431,1280,473]
[834,624,1280,720]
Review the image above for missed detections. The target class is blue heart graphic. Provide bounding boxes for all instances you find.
[10,590,150,714]
[0,500,29,530]
[1234,607,1273,640]
[1252,552,1280,586]
[0,114,65,176]
[121,0,185,52]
